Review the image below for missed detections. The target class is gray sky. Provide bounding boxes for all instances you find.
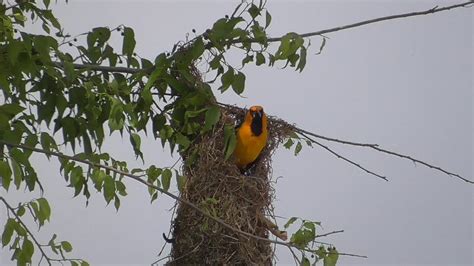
[1,1,472,265]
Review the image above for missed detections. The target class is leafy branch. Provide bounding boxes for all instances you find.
[0,196,87,266]
[48,1,474,74]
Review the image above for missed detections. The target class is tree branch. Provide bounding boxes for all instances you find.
[315,230,345,238]
[0,196,52,266]
[0,140,365,259]
[52,1,473,75]
[293,127,472,184]
[264,0,474,43]
[52,62,143,74]
[298,131,388,181]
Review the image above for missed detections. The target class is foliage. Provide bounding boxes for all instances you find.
[0,0,323,264]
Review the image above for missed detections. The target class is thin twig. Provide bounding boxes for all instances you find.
[0,140,366,259]
[294,128,472,184]
[371,145,473,184]
[52,62,143,74]
[288,246,302,265]
[298,132,388,181]
[5,3,21,11]
[0,196,52,266]
[315,230,344,238]
[294,126,378,148]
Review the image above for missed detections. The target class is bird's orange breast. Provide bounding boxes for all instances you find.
[233,108,268,169]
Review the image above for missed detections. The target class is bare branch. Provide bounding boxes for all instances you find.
[0,140,365,259]
[371,145,473,184]
[264,1,474,43]
[293,127,472,184]
[293,131,388,181]
[294,126,378,148]
[315,230,345,238]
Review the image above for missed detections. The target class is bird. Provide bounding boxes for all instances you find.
[233,105,268,174]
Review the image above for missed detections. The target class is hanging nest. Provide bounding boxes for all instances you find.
[168,105,293,265]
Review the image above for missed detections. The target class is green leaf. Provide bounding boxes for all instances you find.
[0,103,25,117]
[61,241,73,253]
[2,218,15,247]
[122,27,136,57]
[175,133,191,150]
[284,217,298,229]
[204,106,221,131]
[0,160,12,191]
[223,124,237,160]
[191,37,205,60]
[92,27,111,46]
[161,168,172,191]
[23,134,38,158]
[37,198,51,223]
[284,138,294,149]
[11,148,29,166]
[232,71,246,94]
[11,160,22,189]
[219,68,234,92]
[241,54,253,66]
[176,174,187,193]
[275,33,303,61]
[256,52,265,66]
[146,165,162,183]
[248,4,260,19]
[316,245,327,259]
[294,141,303,156]
[130,133,142,159]
[114,195,121,210]
[150,192,158,203]
[13,219,27,237]
[90,169,105,191]
[103,175,115,204]
[301,256,310,266]
[115,181,127,196]
[43,10,61,30]
[296,46,307,72]
[21,238,34,263]
[143,65,163,92]
[324,247,339,266]
[17,206,25,217]
[290,221,316,249]
[265,10,272,28]
[209,55,222,70]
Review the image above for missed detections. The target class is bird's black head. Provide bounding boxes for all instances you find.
[249,106,264,136]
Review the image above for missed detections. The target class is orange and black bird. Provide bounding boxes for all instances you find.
[233,106,268,174]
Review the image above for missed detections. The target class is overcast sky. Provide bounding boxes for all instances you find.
[1,1,472,265]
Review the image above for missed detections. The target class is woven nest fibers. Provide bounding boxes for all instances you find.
[169,106,293,265]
